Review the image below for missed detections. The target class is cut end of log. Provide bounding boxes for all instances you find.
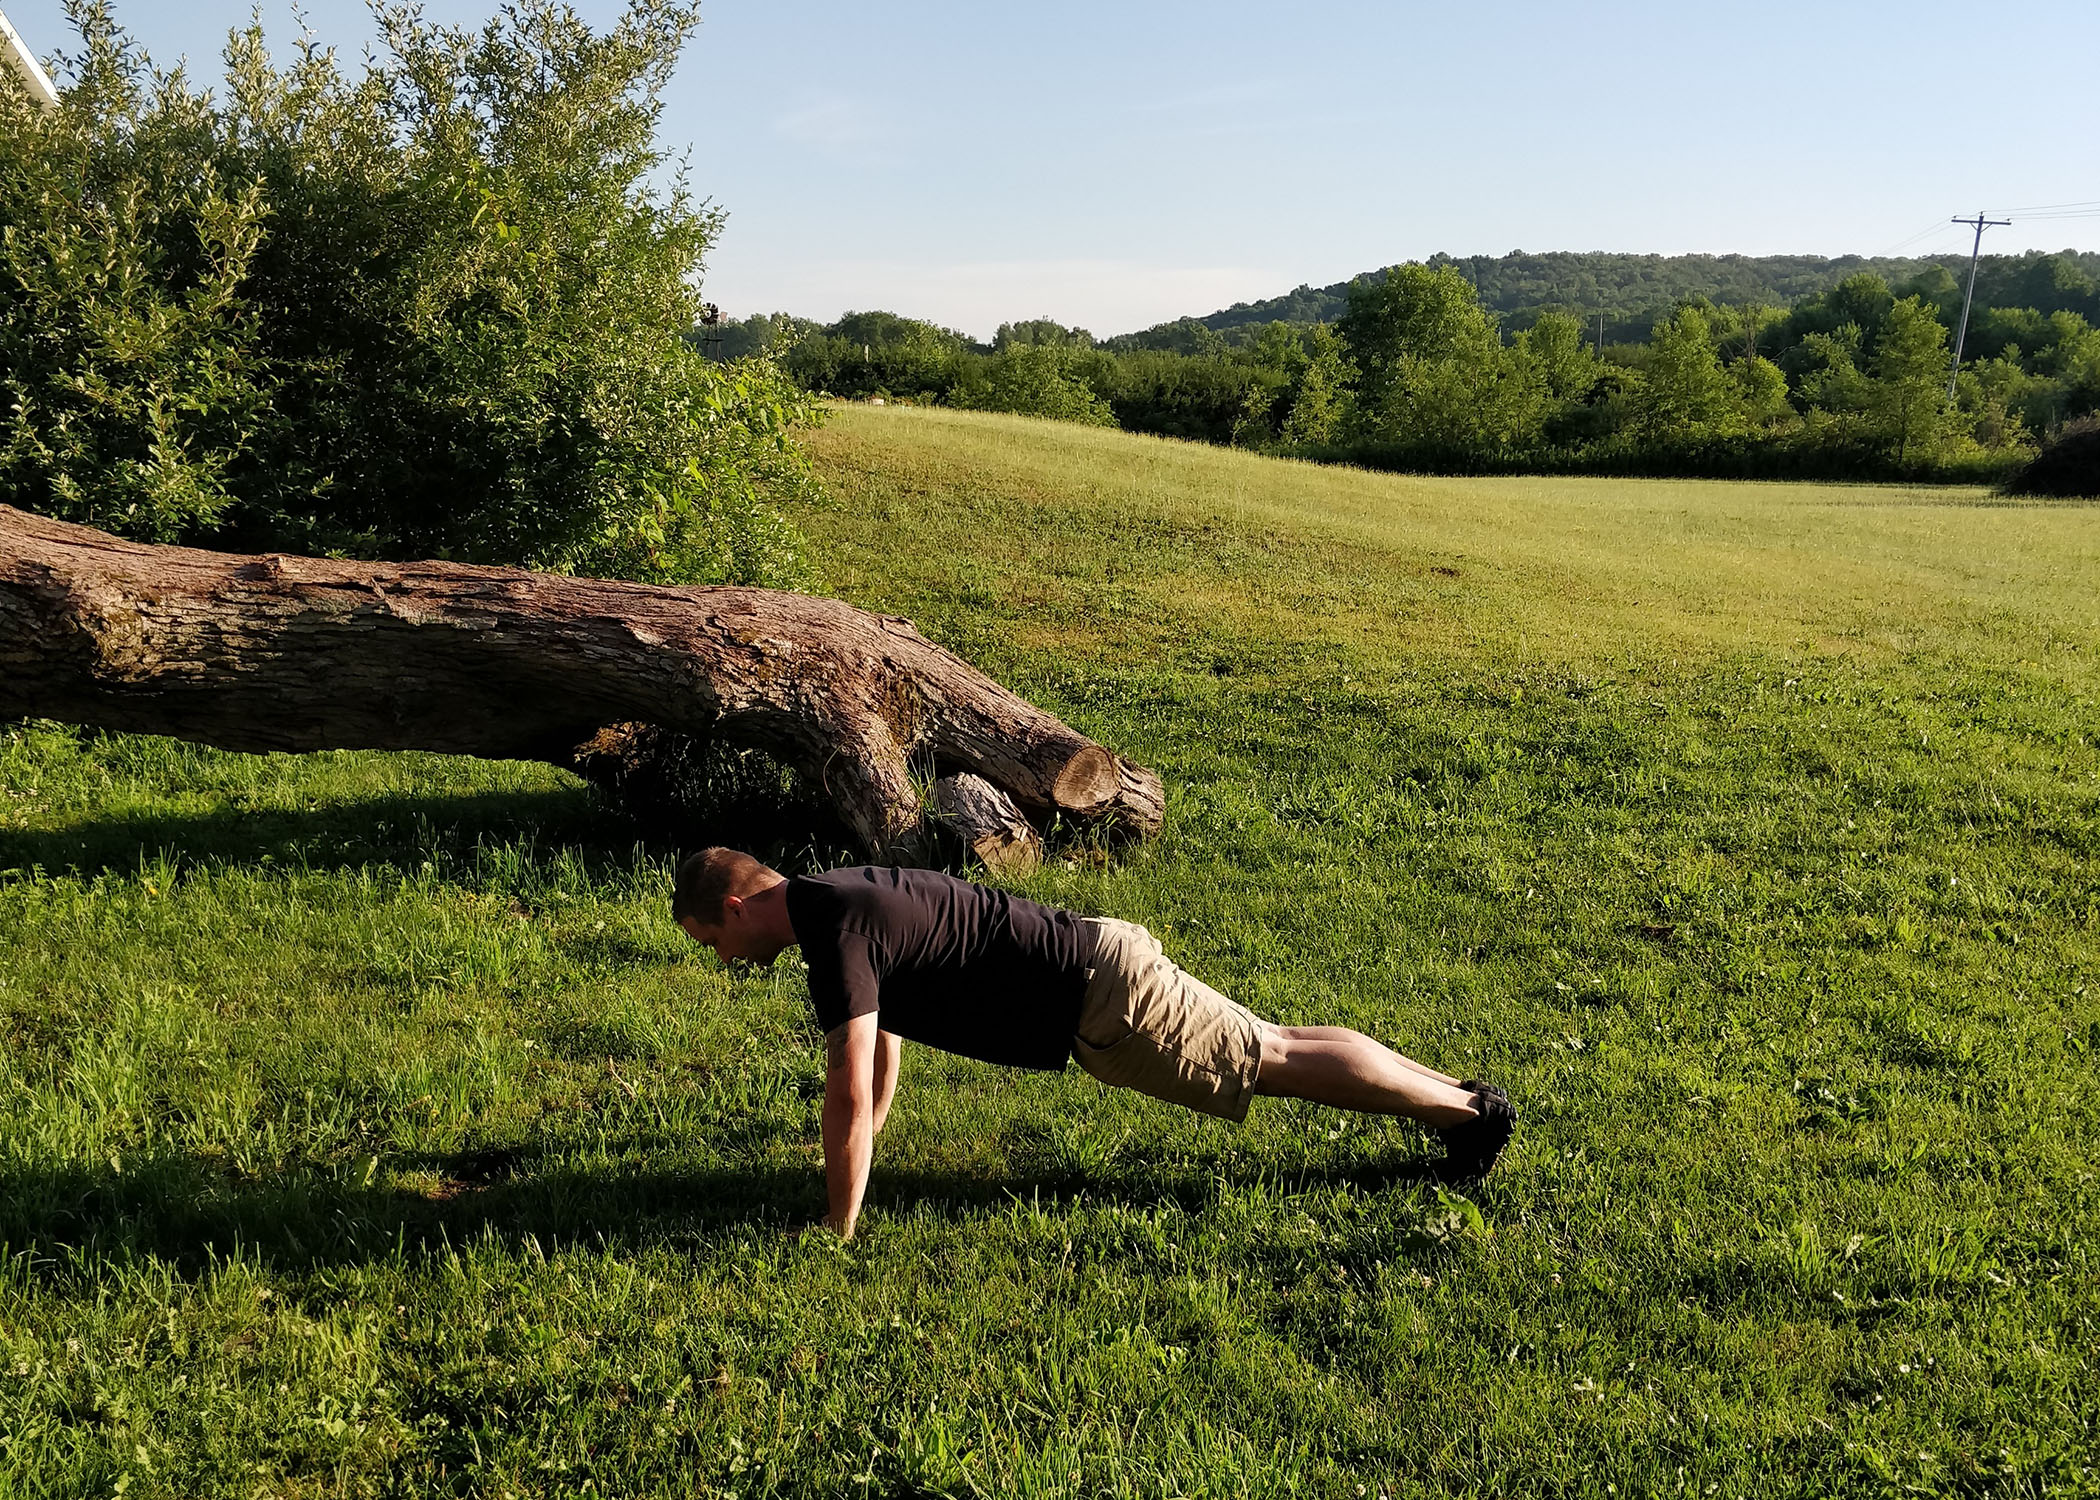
[1049,745,1120,813]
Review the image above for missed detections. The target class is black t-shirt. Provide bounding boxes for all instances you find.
[784,867,1096,1072]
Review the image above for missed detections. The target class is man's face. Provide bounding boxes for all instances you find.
[679,896,787,967]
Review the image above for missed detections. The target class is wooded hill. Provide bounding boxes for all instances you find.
[1106,250,2100,350]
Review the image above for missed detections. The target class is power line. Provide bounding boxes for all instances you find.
[1992,198,2100,214]
[2002,208,2100,222]
[1875,217,1963,256]
[1876,197,2100,259]
[1947,212,2011,401]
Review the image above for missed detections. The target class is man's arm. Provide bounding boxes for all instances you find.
[820,1012,880,1239]
[871,1029,902,1134]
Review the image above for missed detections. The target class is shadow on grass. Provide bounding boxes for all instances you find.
[0,776,860,885]
[0,786,613,880]
[0,1144,1448,1277]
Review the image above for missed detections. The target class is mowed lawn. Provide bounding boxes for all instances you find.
[3,405,2096,1498]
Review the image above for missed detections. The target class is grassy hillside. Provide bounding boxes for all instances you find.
[3,407,2096,1497]
[804,408,2100,667]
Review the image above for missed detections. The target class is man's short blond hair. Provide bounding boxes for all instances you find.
[671,847,782,928]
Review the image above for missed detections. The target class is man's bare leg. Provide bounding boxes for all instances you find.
[1262,1025,1465,1089]
[1252,1025,1479,1126]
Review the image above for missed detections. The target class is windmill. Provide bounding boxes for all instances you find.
[695,300,724,356]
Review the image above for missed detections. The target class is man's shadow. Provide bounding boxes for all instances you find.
[1,1142,1448,1277]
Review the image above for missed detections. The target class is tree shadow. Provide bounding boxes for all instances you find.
[0,750,860,882]
[0,785,609,880]
[0,726,1134,885]
[1806,491,2099,510]
[0,1142,1448,1279]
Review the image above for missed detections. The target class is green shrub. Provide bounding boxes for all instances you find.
[2001,415,2100,498]
[0,0,817,587]
[780,310,971,402]
[952,342,1116,427]
[1103,348,1277,445]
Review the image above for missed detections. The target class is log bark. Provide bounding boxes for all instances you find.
[932,772,1042,876]
[0,505,1164,860]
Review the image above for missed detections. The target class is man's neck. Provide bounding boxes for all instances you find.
[753,877,801,951]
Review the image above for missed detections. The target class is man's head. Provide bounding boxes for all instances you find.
[672,847,794,964]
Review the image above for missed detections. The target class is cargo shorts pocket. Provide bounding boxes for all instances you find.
[1072,1025,1146,1088]
[1074,971,1135,1052]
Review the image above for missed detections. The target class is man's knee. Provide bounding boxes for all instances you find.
[1264,1023,1357,1053]
[1253,1023,1300,1092]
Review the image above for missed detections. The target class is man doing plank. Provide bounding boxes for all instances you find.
[674,849,1518,1239]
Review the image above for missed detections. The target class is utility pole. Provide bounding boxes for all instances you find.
[1946,210,2010,400]
[0,6,58,110]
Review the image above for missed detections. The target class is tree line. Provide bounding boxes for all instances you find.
[1130,248,2100,349]
[712,257,2100,482]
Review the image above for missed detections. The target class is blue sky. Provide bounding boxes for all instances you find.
[9,0,2099,337]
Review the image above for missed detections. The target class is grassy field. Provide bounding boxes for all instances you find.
[3,405,2096,1497]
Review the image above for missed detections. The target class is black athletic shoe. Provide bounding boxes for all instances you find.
[1434,1090,1517,1183]
[1460,1079,1509,1104]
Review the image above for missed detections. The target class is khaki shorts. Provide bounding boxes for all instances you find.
[1073,917,1268,1122]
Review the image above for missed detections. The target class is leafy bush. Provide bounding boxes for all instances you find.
[2001,417,2100,498]
[780,310,970,402]
[0,0,817,587]
[1104,349,1278,444]
[951,343,1116,426]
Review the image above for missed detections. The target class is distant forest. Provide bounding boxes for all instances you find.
[1110,249,2100,349]
[704,250,2100,484]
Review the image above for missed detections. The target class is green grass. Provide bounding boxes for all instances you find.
[3,405,2097,1497]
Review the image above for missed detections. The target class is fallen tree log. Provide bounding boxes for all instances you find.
[0,505,1164,860]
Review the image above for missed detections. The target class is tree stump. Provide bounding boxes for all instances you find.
[933,772,1042,876]
[0,505,1164,862]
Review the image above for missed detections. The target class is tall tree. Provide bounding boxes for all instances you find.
[1338,265,1497,410]
[1640,307,1743,439]
[1338,266,1543,454]
[1870,297,1954,466]
[1516,310,1601,403]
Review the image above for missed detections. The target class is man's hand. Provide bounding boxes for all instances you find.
[819,1013,880,1240]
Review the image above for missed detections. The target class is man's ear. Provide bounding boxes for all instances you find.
[720,892,745,923]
